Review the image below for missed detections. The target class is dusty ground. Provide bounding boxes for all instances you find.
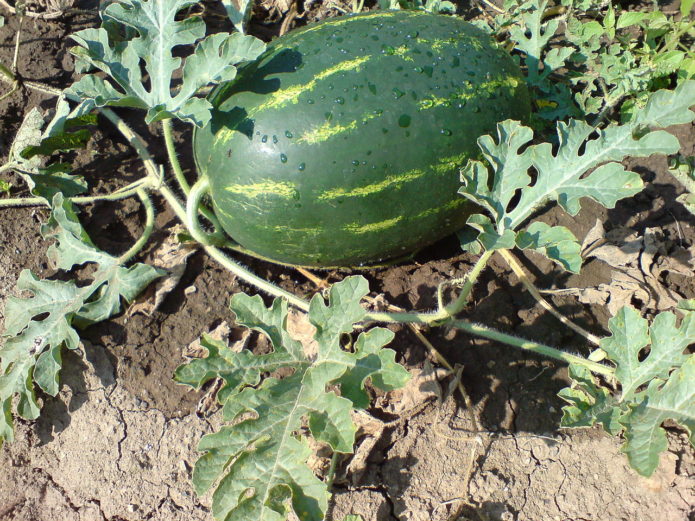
[0,2,694,521]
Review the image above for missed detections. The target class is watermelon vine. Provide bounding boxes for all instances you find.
[0,1,694,521]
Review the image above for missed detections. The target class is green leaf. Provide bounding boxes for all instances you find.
[0,194,161,447]
[515,222,582,272]
[8,99,92,201]
[463,214,516,251]
[616,12,649,30]
[68,0,265,126]
[460,82,695,249]
[560,307,695,477]
[505,0,579,121]
[558,364,624,435]
[621,357,694,476]
[221,0,255,34]
[601,307,692,401]
[681,0,694,17]
[176,276,408,521]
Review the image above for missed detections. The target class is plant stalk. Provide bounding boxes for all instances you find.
[162,118,189,193]
[498,249,601,346]
[117,188,155,264]
[0,177,152,208]
[450,319,615,376]
[161,118,226,238]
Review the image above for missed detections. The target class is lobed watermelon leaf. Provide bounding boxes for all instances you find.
[175,276,409,521]
[68,0,265,126]
[559,307,695,476]
[0,194,162,448]
[459,80,695,272]
[506,0,580,121]
[7,98,95,201]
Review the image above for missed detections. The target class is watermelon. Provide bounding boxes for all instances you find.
[193,9,530,267]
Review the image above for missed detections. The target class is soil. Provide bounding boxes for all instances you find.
[1,2,694,521]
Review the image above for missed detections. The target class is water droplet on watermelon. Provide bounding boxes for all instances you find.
[307,99,315,104]
[280,154,288,163]
[405,31,418,39]
[285,131,293,138]
[335,97,345,105]
[261,135,268,143]
[272,135,278,144]
[414,66,424,73]
[298,163,306,171]
[440,129,452,136]
[392,88,405,99]
[472,105,481,113]
[398,114,411,128]
[352,160,359,166]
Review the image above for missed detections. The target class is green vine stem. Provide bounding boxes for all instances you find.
[0,176,153,207]
[450,319,615,376]
[117,188,155,264]
[161,119,226,236]
[498,249,602,346]
[185,176,225,246]
[162,119,189,193]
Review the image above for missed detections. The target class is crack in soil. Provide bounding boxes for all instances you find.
[0,499,26,520]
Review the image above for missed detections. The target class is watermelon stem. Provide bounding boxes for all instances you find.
[185,177,227,247]
[162,119,226,237]
[449,319,615,377]
[117,188,155,264]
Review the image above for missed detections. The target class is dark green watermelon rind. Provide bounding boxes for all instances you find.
[194,10,531,267]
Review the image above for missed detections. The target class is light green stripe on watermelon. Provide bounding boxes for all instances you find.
[272,225,322,236]
[418,76,521,110]
[385,45,415,62]
[252,56,371,113]
[413,197,467,219]
[297,111,383,145]
[297,120,359,145]
[418,36,484,52]
[225,180,299,199]
[344,216,403,234]
[433,152,469,173]
[318,169,426,200]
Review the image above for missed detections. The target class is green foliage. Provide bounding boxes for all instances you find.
[221,0,255,34]
[0,194,162,447]
[175,276,409,521]
[458,81,695,272]
[377,0,455,14]
[68,0,265,126]
[668,154,695,216]
[565,1,694,115]
[559,307,695,476]
[7,98,95,201]
[506,0,580,122]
